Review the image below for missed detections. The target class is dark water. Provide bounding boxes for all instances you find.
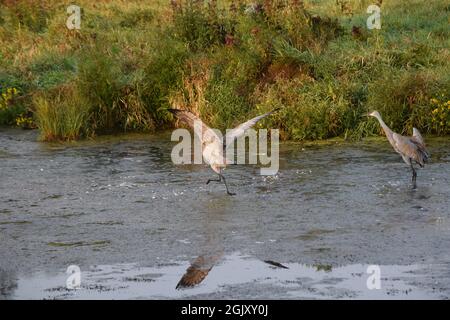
[1,127,449,299]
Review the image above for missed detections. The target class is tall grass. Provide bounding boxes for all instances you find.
[0,0,449,141]
[34,86,90,141]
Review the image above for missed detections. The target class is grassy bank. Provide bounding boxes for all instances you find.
[0,0,449,141]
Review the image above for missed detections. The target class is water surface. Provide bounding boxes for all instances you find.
[1,128,449,299]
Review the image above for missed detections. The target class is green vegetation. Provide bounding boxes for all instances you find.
[0,0,449,141]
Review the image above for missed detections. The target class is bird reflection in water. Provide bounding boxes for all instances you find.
[174,190,289,290]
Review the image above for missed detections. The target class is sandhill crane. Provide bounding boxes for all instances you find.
[168,108,279,195]
[368,111,430,188]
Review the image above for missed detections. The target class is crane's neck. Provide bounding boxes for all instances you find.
[374,114,393,137]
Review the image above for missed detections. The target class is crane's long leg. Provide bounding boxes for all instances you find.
[410,164,417,189]
[206,175,221,185]
[219,174,235,196]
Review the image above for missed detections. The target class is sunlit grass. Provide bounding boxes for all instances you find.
[0,0,448,141]
[34,86,90,141]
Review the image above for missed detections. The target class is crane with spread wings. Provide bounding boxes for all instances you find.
[168,108,279,195]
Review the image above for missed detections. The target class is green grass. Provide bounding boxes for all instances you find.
[34,86,90,141]
[0,0,449,141]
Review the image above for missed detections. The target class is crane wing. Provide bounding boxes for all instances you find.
[392,133,426,166]
[224,108,279,148]
[411,128,430,162]
[168,109,222,148]
[411,127,425,147]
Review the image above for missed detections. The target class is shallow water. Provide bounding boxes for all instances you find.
[1,127,449,299]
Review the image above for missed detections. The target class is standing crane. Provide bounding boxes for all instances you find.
[368,111,430,189]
